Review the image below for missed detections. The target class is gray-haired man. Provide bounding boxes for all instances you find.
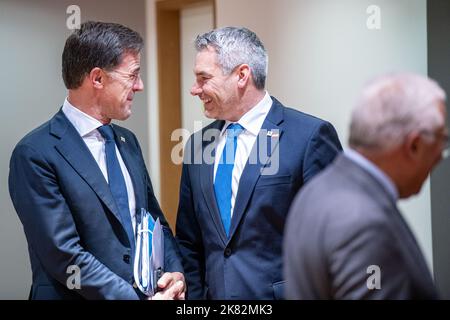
[284,73,446,299]
[176,26,342,299]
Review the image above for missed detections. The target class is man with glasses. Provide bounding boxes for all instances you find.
[8,21,185,300]
[284,73,447,299]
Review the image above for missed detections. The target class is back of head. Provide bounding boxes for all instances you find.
[62,21,143,89]
[194,26,268,90]
[349,73,447,152]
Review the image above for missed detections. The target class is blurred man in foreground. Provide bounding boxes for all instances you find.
[284,73,446,299]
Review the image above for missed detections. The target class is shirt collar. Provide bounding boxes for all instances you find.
[344,148,399,202]
[221,91,272,136]
[62,98,104,137]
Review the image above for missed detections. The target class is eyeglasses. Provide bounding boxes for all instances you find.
[420,129,450,158]
[105,68,142,85]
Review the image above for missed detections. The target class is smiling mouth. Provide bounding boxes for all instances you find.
[201,97,212,104]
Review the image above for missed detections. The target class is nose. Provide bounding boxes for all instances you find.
[133,76,144,92]
[190,82,201,96]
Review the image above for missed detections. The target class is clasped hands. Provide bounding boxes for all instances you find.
[147,272,186,300]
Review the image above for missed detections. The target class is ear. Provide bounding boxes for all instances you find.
[236,64,251,89]
[403,131,423,161]
[89,67,105,89]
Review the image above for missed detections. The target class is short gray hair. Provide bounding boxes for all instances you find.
[349,73,447,151]
[194,26,268,90]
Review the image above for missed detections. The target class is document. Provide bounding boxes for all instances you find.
[133,208,165,297]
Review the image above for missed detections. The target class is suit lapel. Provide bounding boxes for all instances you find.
[338,155,435,289]
[390,205,435,285]
[382,196,435,293]
[360,162,433,281]
[228,99,284,240]
[50,111,126,233]
[199,121,228,245]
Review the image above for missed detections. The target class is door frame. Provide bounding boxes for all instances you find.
[156,0,216,230]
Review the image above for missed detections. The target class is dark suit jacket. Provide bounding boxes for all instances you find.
[284,154,438,299]
[176,97,342,299]
[9,109,183,300]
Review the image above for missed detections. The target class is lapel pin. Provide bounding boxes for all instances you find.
[120,136,126,142]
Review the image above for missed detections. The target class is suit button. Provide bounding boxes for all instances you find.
[123,254,131,264]
[224,248,232,257]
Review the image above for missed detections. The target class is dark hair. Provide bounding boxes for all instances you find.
[62,21,144,89]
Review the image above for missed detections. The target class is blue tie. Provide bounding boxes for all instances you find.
[97,125,134,250]
[214,123,244,237]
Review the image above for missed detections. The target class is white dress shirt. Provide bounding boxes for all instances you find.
[213,92,273,217]
[62,98,137,232]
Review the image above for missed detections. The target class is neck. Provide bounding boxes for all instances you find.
[67,90,111,124]
[228,89,266,122]
[356,146,409,198]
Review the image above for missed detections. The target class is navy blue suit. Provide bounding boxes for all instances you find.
[9,110,183,300]
[176,97,342,299]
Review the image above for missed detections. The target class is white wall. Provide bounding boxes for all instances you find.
[181,3,215,134]
[216,0,433,270]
